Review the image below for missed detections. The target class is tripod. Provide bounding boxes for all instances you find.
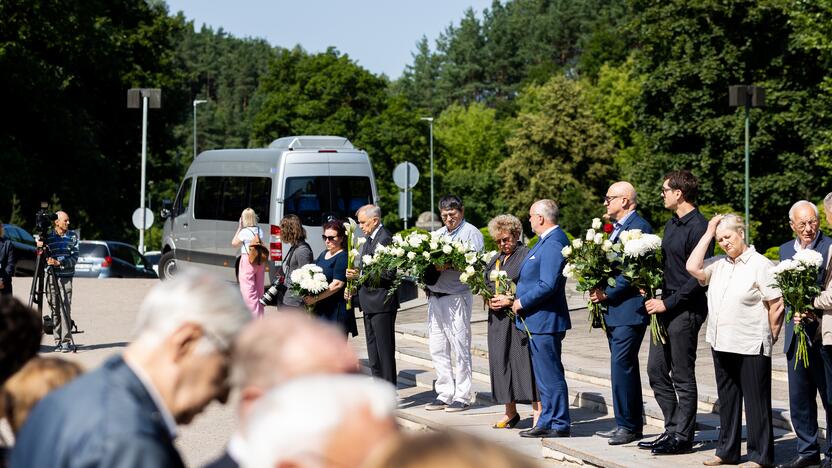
[27,245,77,353]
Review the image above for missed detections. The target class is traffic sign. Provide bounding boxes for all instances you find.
[132,208,155,230]
[393,162,419,189]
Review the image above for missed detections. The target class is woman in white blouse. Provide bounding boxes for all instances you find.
[232,208,266,319]
[686,214,784,468]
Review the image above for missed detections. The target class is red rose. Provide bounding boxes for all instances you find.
[603,223,614,234]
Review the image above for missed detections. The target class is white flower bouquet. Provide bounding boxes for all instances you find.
[488,260,532,340]
[289,264,330,314]
[618,230,666,345]
[343,218,366,309]
[771,249,824,368]
[562,218,617,331]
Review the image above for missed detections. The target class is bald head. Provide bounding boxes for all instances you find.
[54,211,70,235]
[604,181,638,221]
[609,182,637,203]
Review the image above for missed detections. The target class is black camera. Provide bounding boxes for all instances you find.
[35,202,57,238]
[259,278,287,306]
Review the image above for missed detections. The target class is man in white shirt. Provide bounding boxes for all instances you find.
[424,195,484,413]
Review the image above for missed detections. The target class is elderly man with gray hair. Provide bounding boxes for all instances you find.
[776,200,832,468]
[240,375,399,468]
[11,270,251,468]
[204,312,359,468]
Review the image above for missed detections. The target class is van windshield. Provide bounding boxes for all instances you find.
[284,176,372,225]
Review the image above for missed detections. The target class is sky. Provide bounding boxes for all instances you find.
[164,0,495,79]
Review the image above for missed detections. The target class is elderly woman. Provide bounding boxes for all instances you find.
[686,214,783,468]
[484,214,540,429]
[304,220,357,337]
[233,208,266,318]
[276,214,314,310]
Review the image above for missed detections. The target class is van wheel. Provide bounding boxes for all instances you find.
[159,251,177,281]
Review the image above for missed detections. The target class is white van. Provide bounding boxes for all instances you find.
[159,136,378,282]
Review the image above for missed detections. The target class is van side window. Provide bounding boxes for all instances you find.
[174,178,192,216]
[284,176,372,225]
[195,176,272,222]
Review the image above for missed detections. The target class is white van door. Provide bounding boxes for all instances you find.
[189,176,221,275]
[170,178,193,262]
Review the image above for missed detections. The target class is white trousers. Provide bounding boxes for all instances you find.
[427,292,473,403]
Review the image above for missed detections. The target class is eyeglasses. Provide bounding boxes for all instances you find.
[660,187,674,197]
[793,219,819,231]
[495,236,514,244]
[322,235,339,242]
[603,195,622,204]
[440,212,460,220]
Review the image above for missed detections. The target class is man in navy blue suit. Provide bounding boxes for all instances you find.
[11,271,251,468]
[590,181,653,445]
[512,199,571,438]
[776,200,832,468]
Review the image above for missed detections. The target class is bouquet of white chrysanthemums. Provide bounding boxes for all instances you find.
[618,229,666,345]
[771,249,824,368]
[289,264,330,313]
[562,218,618,332]
[360,229,496,301]
[343,218,367,309]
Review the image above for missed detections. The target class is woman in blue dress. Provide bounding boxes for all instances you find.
[304,219,357,337]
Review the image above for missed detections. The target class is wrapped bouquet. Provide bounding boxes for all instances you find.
[618,229,666,345]
[562,218,617,331]
[289,264,330,314]
[489,260,532,340]
[771,249,824,368]
[343,218,366,309]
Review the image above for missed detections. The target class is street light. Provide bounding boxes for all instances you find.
[193,99,207,160]
[127,88,161,254]
[728,85,765,244]
[420,117,435,230]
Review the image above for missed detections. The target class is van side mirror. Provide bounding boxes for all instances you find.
[160,199,173,220]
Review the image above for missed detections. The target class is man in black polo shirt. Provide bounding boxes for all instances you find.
[640,170,713,455]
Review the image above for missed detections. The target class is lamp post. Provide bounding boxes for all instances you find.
[728,85,765,244]
[193,99,207,160]
[127,88,161,254]
[420,117,435,229]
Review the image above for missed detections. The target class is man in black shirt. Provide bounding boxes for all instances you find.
[640,170,713,455]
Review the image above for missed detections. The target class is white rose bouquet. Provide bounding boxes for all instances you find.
[488,260,532,340]
[289,264,330,314]
[343,218,366,309]
[771,249,824,368]
[562,218,618,332]
[618,230,665,345]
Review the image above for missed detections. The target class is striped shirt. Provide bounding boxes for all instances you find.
[46,230,79,277]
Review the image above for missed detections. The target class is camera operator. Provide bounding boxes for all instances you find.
[36,211,78,352]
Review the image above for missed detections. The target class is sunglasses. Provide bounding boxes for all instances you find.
[322,235,340,242]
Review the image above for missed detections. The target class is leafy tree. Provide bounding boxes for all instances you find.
[499,75,617,236]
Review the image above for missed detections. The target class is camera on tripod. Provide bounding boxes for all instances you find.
[35,202,58,239]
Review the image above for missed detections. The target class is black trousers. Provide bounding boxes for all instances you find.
[364,311,397,385]
[787,338,832,459]
[647,310,704,442]
[712,348,773,466]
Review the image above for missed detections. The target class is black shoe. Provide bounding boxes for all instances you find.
[651,437,693,455]
[638,432,671,449]
[424,399,448,411]
[595,427,619,438]
[519,426,570,438]
[776,455,821,468]
[608,428,643,445]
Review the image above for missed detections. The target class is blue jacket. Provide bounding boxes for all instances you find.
[11,356,184,468]
[516,226,571,334]
[603,212,653,327]
[780,233,832,356]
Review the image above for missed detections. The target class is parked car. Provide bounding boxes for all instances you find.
[143,250,161,275]
[2,224,37,276]
[75,241,157,279]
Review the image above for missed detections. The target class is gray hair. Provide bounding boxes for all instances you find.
[487,214,523,240]
[241,375,397,468]
[133,269,250,353]
[788,200,819,221]
[532,199,559,223]
[716,214,746,239]
[824,193,832,212]
[357,204,381,219]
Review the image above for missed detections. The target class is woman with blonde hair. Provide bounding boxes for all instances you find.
[232,208,266,318]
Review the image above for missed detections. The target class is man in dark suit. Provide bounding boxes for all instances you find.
[10,271,250,468]
[590,181,653,445]
[776,200,832,468]
[512,199,571,438]
[347,204,399,385]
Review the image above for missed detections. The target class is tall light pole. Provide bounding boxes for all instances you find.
[128,88,161,254]
[728,85,765,244]
[193,99,207,160]
[420,117,435,229]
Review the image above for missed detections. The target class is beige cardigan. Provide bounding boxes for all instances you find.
[817,245,832,345]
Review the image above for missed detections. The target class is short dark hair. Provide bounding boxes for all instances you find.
[0,296,42,385]
[438,195,464,212]
[664,170,699,204]
[322,219,347,249]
